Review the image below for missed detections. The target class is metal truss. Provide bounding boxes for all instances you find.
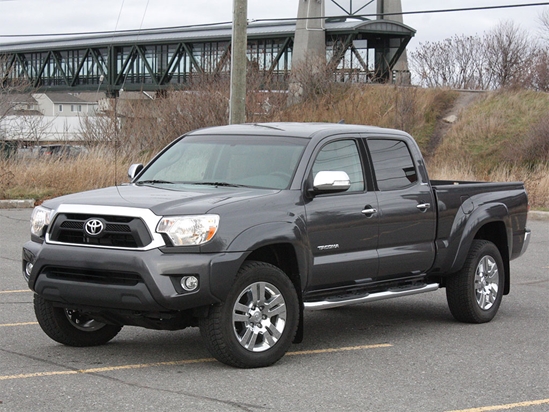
[1,21,413,94]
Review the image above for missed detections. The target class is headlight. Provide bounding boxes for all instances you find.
[30,206,52,237]
[157,215,219,246]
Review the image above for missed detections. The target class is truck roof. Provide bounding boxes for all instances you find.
[188,122,407,140]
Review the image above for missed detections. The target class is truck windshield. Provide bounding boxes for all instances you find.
[136,135,307,190]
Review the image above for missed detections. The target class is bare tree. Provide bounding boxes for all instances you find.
[540,8,549,42]
[410,34,490,90]
[530,48,549,91]
[1,55,34,155]
[411,21,538,90]
[485,21,533,89]
[1,55,32,122]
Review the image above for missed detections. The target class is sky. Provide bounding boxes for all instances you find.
[0,0,548,51]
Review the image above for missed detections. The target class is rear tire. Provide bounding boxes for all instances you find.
[446,240,504,323]
[34,294,122,346]
[199,261,299,368]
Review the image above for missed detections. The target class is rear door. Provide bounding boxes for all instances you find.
[366,138,436,278]
[304,137,379,292]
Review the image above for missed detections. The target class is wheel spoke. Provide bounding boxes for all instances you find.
[244,328,259,350]
[233,313,249,323]
[266,323,283,340]
[234,302,250,314]
[488,284,498,304]
[265,293,284,309]
[267,301,286,318]
[250,282,266,305]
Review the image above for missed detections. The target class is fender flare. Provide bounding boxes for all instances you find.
[209,221,310,302]
[448,202,510,275]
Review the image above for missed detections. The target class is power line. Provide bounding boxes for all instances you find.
[256,2,549,22]
[0,2,549,38]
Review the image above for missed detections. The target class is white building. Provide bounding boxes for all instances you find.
[1,92,99,143]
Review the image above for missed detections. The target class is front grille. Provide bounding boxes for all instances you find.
[49,213,153,248]
[44,266,143,286]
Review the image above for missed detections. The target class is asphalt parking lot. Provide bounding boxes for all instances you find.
[1,208,547,412]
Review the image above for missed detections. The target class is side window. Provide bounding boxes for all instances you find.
[368,139,418,191]
[312,139,364,192]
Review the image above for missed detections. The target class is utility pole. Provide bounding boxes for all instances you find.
[229,0,248,124]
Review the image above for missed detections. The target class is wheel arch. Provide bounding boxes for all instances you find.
[450,213,511,295]
[227,221,309,293]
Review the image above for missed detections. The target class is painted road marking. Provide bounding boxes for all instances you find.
[0,290,31,294]
[0,322,38,327]
[0,344,392,381]
[447,398,549,412]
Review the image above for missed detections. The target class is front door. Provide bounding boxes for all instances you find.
[305,138,379,292]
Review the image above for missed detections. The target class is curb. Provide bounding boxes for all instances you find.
[0,199,35,209]
[528,211,549,221]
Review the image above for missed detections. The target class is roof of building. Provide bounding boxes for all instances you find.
[0,18,416,53]
[73,92,104,103]
[3,93,37,104]
[36,93,96,104]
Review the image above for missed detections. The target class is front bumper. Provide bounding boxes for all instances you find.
[23,240,247,312]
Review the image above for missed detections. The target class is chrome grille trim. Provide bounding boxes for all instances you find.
[45,204,166,251]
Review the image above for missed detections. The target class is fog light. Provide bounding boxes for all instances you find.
[25,262,34,281]
[181,276,199,292]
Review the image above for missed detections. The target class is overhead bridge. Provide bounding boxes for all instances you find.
[0,19,415,95]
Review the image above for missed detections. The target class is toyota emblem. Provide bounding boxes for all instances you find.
[85,219,105,236]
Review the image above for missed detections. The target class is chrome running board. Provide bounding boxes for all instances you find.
[303,283,440,311]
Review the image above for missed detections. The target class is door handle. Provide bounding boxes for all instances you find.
[362,206,377,217]
[417,203,431,212]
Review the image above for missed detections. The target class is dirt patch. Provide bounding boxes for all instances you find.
[425,90,484,158]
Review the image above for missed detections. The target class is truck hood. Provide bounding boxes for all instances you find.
[42,184,279,216]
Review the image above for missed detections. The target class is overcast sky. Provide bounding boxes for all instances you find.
[0,0,548,50]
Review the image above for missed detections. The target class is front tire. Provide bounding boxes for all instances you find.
[199,261,299,368]
[446,240,505,323]
[34,294,122,346]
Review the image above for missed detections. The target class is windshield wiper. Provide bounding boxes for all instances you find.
[192,182,247,188]
[135,180,174,185]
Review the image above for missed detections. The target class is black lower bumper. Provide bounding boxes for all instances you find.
[23,241,247,312]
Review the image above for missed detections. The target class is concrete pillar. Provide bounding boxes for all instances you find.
[292,0,326,67]
[290,0,326,103]
[377,0,410,84]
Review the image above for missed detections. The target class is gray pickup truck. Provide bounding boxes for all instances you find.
[22,123,530,368]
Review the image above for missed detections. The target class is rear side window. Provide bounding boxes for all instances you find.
[368,139,418,191]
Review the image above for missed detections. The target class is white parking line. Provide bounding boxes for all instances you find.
[447,398,549,412]
[0,322,38,327]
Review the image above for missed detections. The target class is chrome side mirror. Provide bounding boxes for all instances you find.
[313,171,351,193]
[128,163,144,180]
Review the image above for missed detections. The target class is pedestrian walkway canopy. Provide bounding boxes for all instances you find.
[1,18,415,95]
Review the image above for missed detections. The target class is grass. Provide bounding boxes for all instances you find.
[434,90,549,171]
[0,150,132,202]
